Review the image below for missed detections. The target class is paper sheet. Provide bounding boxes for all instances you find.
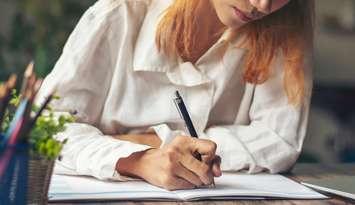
[48,172,327,201]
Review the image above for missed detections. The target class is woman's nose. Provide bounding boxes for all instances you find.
[249,0,272,14]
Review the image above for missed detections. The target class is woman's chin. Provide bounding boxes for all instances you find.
[221,17,245,29]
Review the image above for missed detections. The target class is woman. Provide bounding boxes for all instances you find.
[36,0,314,190]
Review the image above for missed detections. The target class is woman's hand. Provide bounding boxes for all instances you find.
[116,135,221,190]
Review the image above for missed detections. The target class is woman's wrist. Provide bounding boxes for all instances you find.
[115,148,155,179]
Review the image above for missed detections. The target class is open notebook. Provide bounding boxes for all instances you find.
[48,172,327,202]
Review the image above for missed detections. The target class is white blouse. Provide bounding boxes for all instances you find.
[36,0,313,181]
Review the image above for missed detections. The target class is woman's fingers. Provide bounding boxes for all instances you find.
[165,136,218,187]
[202,155,222,177]
[201,155,214,164]
[180,154,213,185]
[212,156,222,177]
[174,162,204,187]
[191,138,217,155]
[191,138,217,162]
[165,176,195,191]
[212,163,222,177]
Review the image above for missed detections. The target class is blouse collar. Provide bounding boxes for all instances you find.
[132,2,247,87]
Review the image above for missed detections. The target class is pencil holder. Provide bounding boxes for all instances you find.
[0,138,55,205]
[27,154,55,205]
[0,142,29,204]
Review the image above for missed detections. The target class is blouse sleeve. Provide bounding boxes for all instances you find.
[203,54,313,174]
[35,0,151,181]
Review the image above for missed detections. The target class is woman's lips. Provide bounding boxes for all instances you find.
[232,6,253,22]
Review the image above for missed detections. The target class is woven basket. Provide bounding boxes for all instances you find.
[27,156,55,205]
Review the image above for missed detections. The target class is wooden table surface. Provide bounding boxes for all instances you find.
[51,163,355,205]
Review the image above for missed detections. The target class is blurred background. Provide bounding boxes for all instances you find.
[0,0,354,163]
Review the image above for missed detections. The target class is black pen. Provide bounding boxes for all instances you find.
[173,90,215,187]
[173,91,199,138]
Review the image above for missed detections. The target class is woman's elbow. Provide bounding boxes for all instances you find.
[268,148,301,174]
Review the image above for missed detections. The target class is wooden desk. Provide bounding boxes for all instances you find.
[51,163,355,205]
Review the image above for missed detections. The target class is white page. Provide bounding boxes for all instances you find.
[48,172,327,202]
[174,173,327,200]
[48,174,178,201]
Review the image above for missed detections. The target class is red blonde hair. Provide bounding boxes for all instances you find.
[156,0,315,105]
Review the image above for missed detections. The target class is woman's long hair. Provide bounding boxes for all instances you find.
[156,0,315,105]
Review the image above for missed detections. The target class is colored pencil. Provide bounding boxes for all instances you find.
[19,61,34,99]
[1,100,28,149]
[1,61,42,145]
[8,118,24,146]
[0,75,17,128]
[0,84,6,114]
[16,78,37,142]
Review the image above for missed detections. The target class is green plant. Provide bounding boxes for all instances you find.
[1,90,75,159]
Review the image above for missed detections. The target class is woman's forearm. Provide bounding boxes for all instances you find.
[114,134,162,148]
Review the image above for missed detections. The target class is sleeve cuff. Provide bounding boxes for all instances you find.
[94,139,151,181]
[150,124,186,148]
